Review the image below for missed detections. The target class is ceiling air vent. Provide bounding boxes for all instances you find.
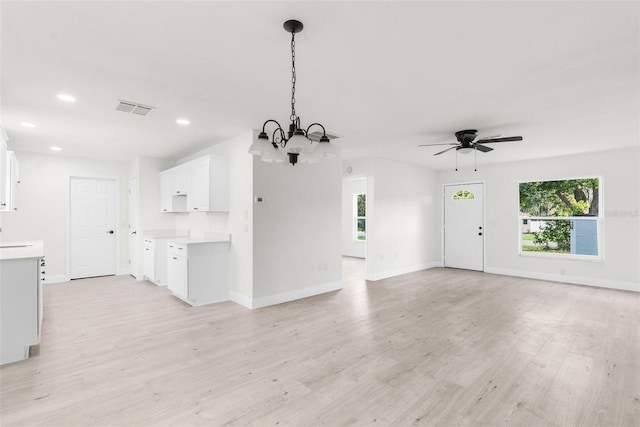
[116,100,155,116]
[307,130,341,142]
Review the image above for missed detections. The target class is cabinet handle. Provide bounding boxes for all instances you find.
[163,209,167,212]
[193,207,198,210]
[172,257,177,260]
[41,278,45,281]
[176,191,181,194]
[178,247,183,250]
[145,248,149,251]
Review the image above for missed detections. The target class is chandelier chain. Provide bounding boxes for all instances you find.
[290,32,297,124]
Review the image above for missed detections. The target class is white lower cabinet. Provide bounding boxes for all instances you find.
[166,240,229,306]
[1,256,43,365]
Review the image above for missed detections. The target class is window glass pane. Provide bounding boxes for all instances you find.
[453,189,474,200]
[357,194,366,217]
[520,218,598,256]
[519,178,599,217]
[357,218,366,241]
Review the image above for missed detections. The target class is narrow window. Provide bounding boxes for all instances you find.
[519,178,601,258]
[354,193,366,241]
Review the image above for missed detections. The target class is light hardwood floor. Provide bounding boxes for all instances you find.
[1,258,639,426]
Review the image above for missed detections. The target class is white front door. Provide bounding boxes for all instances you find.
[444,183,484,271]
[70,177,117,279]
[128,176,138,278]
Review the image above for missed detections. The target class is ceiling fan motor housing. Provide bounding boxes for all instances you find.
[455,129,478,146]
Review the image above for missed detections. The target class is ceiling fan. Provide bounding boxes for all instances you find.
[419,129,523,156]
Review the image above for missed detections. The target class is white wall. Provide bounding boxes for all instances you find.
[174,130,254,305]
[342,157,440,281]
[436,147,640,291]
[342,178,367,258]
[0,151,130,281]
[252,153,342,308]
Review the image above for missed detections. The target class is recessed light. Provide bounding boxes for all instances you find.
[50,147,62,151]
[176,119,190,126]
[57,94,76,102]
[21,122,36,128]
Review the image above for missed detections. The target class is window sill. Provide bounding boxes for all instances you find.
[518,251,603,262]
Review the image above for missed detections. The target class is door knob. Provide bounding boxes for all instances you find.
[478,232,483,236]
[131,231,137,235]
[107,230,114,234]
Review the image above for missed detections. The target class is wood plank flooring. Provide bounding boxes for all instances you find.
[1,258,639,426]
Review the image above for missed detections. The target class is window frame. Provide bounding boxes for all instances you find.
[517,176,603,261]
[353,192,366,242]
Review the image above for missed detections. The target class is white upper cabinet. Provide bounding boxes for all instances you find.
[171,165,188,196]
[160,169,187,213]
[1,128,19,211]
[186,155,229,212]
[161,155,229,213]
[0,136,7,210]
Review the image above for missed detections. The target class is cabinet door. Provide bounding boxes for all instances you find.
[160,170,172,212]
[187,158,210,211]
[143,244,155,281]
[172,165,187,196]
[7,152,18,211]
[0,138,7,210]
[167,255,188,299]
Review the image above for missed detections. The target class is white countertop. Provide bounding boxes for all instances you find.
[0,241,44,260]
[169,233,231,245]
[143,229,190,239]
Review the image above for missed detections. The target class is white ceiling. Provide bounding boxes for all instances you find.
[1,1,638,170]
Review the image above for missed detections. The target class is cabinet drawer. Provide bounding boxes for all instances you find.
[167,243,188,257]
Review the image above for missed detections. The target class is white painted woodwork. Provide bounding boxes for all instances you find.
[1,258,638,425]
[143,238,156,282]
[0,135,7,210]
[444,183,484,271]
[159,169,187,213]
[171,164,188,196]
[0,256,43,365]
[159,169,186,213]
[166,240,229,306]
[69,177,117,279]
[128,176,138,277]
[161,155,229,213]
[1,150,20,211]
[186,155,230,212]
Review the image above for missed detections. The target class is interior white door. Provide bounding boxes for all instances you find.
[128,176,138,278]
[70,177,117,279]
[444,183,484,271]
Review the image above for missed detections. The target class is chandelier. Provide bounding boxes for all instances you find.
[248,19,337,166]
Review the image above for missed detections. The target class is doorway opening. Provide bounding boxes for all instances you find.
[342,177,367,277]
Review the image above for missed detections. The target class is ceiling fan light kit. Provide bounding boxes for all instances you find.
[248,19,337,166]
[418,129,523,171]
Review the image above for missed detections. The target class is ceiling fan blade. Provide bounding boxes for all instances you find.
[433,146,458,156]
[417,143,457,147]
[474,144,493,153]
[475,136,523,144]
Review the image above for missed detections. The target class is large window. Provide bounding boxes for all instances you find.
[354,193,366,241]
[519,178,601,258]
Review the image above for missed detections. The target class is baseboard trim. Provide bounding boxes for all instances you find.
[366,261,442,282]
[251,281,343,309]
[229,291,253,309]
[484,266,640,293]
[44,275,70,284]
